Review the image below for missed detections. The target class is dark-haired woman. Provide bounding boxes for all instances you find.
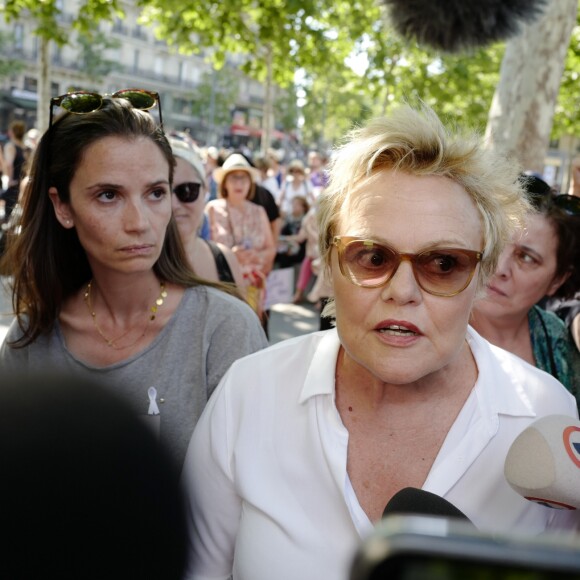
[471,175,580,398]
[0,93,267,471]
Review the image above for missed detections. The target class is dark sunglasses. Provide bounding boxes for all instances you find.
[49,89,162,127]
[333,236,483,297]
[520,174,580,216]
[530,192,580,216]
[173,182,202,203]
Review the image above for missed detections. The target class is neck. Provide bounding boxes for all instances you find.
[470,308,530,347]
[227,196,245,208]
[84,275,167,350]
[88,272,162,317]
[335,341,477,413]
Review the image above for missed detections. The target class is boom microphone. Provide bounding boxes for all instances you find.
[382,0,548,53]
[505,415,580,510]
[383,487,473,523]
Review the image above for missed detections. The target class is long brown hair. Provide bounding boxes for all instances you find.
[1,97,240,347]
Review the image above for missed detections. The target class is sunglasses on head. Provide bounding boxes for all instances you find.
[49,89,162,128]
[520,174,580,216]
[333,236,483,297]
[530,192,580,216]
[173,182,202,203]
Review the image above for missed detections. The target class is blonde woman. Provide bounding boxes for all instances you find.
[183,106,579,580]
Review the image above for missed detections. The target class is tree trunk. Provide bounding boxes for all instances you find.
[261,44,273,154]
[484,0,577,172]
[37,36,51,133]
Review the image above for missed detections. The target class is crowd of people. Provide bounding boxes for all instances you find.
[0,92,579,579]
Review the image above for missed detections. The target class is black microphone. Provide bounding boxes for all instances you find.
[382,0,548,53]
[383,487,473,523]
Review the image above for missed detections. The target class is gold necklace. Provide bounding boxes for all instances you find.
[83,279,168,350]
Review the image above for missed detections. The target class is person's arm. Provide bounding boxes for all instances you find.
[3,143,16,185]
[205,204,218,242]
[256,209,276,275]
[0,319,30,370]
[277,183,286,211]
[270,215,282,248]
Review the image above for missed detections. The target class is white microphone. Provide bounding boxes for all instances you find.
[504,414,580,510]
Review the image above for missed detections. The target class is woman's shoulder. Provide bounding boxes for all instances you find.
[182,285,259,323]
[0,315,55,368]
[245,198,269,219]
[529,305,567,333]
[225,329,337,381]
[529,305,577,357]
[468,325,577,413]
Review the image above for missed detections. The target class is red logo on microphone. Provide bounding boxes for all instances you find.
[525,496,576,510]
[563,426,580,468]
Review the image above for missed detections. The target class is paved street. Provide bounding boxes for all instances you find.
[0,276,320,347]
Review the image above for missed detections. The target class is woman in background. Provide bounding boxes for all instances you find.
[206,153,276,319]
[170,138,244,288]
[471,174,580,397]
[278,159,313,217]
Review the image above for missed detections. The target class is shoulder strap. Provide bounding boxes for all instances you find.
[205,240,235,284]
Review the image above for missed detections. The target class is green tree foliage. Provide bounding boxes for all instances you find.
[1,0,123,44]
[553,4,580,135]
[275,86,300,134]
[1,0,124,129]
[137,0,372,86]
[300,16,505,148]
[301,3,579,149]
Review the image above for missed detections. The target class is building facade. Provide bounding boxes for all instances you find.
[0,0,279,147]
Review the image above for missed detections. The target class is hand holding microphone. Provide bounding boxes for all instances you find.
[505,414,580,510]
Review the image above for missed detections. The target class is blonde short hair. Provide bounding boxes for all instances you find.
[318,104,530,311]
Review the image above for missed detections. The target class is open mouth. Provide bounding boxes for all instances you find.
[378,325,419,337]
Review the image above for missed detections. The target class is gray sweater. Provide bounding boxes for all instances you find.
[0,286,268,470]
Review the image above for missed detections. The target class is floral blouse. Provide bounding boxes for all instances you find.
[205,199,273,277]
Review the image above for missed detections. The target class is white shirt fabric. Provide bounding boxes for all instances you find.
[182,326,580,580]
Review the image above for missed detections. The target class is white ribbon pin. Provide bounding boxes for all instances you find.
[148,386,160,416]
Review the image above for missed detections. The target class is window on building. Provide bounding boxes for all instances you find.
[24,77,38,93]
[133,49,140,73]
[14,24,24,52]
[52,44,62,66]
[154,56,164,77]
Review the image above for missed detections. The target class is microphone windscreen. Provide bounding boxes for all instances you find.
[383,487,472,522]
[382,0,548,53]
[505,415,580,510]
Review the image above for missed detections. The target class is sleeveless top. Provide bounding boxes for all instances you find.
[10,144,25,187]
[205,240,235,284]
